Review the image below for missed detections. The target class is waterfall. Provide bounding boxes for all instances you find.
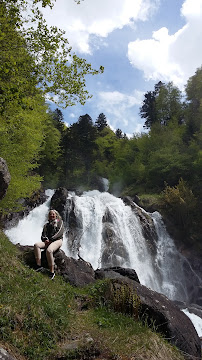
[5,189,200,304]
[151,212,189,302]
[66,190,159,290]
[5,189,69,255]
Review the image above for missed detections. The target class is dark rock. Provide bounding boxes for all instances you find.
[102,208,113,223]
[133,194,140,205]
[180,259,202,305]
[89,175,108,192]
[64,195,83,257]
[95,266,140,283]
[173,300,187,309]
[55,251,95,287]
[181,252,202,289]
[101,223,130,268]
[2,188,47,229]
[100,203,131,268]
[106,278,201,360]
[50,187,68,222]
[17,245,95,287]
[0,348,17,360]
[186,304,202,319]
[0,157,11,200]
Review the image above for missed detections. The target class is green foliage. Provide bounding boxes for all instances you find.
[139,90,157,129]
[37,110,63,188]
[107,282,141,319]
[140,81,184,129]
[0,96,48,212]
[162,178,197,230]
[155,82,183,126]
[184,66,202,139]
[2,0,104,108]
[92,127,117,178]
[60,114,98,187]
[84,280,141,319]
[0,2,39,112]
[95,113,108,132]
[0,231,74,360]
[0,0,104,211]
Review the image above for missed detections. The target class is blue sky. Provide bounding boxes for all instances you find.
[42,0,202,136]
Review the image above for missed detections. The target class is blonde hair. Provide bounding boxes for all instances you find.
[48,209,61,220]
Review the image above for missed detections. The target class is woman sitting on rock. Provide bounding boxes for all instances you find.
[34,209,64,280]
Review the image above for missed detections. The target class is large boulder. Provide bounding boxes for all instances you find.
[50,187,68,222]
[97,270,201,360]
[95,266,140,283]
[17,245,95,287]
[0,157,11,200]
[130,280,201,359]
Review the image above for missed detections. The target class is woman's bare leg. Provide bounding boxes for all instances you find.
[46,239,63,273]
[34,241,46,266]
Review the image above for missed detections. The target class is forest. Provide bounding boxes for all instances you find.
[0,0,202,247]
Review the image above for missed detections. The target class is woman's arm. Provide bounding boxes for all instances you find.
[41,224,48,242]
[50,219,64,241]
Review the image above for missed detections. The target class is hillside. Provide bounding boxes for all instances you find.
[0,230,185,360]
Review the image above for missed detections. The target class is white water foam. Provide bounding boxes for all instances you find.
[182,309,202,337]
[5,189,69,254]
[65,191,166,292]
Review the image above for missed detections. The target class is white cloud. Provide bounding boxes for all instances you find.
[127,0,202,89]
[69,113,76,118]
[98,90,143,110]
[41,0,159,54]
[96,90,144,132]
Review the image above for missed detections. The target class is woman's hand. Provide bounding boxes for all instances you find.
[45,239,51,246]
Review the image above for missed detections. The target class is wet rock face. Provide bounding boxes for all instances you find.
[101,223,130,268]
[101,206,131,268]
[50,187,69,221]
[95,266,140,283]
[89,175,108,192]
[122,196,158,254]
[104,278,201,360]
[2,188,47,229]
[0,348,17,360]
[0,157,11,200]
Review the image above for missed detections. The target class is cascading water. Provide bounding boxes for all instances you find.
[66,191,159,288]
[151,212,190,302]
[5,189,201,305]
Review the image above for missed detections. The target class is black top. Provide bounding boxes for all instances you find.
[41,218,64,242]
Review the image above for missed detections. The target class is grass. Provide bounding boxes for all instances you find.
[0,230,184,360]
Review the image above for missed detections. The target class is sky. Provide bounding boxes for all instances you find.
[41,0,202,136]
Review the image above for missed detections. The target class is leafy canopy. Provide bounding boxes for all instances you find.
[2,0,104,107]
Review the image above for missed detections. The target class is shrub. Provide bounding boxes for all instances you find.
[162,178,196,230]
